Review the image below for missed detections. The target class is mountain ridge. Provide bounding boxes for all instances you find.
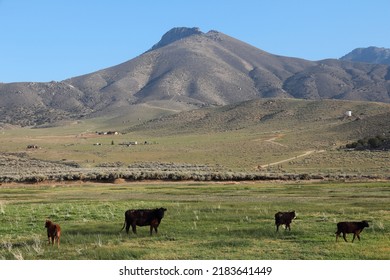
[340,46,390,65]
[1,27,390,126]
[149,27,204,51]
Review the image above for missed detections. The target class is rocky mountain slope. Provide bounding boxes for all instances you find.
[1,27,390,126]
[340,46,390,65]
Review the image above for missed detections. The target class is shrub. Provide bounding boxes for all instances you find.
[345,134,390,151]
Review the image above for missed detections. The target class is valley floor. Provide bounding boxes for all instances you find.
[0,180,389,260]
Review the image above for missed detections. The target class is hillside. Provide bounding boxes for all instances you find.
[1,27,390,127]
[340,46,390,65]
[127,98,390,139]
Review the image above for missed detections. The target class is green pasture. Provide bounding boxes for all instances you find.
[0,181,389,260]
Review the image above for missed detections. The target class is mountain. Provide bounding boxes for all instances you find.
[1,27,390,126]
[149,27,203,51]
[340,46,390,65]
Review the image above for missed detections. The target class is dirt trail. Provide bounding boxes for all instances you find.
[253,134,286,147]
[142,101,182,112]
[258,150,325,169]
[264,136,287,147]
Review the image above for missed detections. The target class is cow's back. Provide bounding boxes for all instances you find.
[129,209,153,226]
[336,222,347,233]
[336,221,368,233]
[275,212,283,223]
[275,211,295,223]
[126,209,165,226]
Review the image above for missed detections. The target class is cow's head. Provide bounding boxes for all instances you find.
[362,220,369,228]
[44,219,52,228]
[156,207,167,219]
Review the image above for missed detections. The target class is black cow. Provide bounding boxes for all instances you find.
[120,207,167,235]
[275,211,296,232]
[335,220,369,242]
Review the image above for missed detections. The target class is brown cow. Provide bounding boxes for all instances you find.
[275,211,296,232]
[120,208,167,235]
[45,219,61,247]
[335,221,369,242]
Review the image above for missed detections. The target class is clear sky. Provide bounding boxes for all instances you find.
[1,0,389,83]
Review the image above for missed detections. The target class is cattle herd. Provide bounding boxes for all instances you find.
[45,208,371,248]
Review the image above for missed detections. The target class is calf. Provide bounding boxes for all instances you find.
[335,220,369,242]
[45,220,61,247]
[275,211,296,232]
[120,207,167,235]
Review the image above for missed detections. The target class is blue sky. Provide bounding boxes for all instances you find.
[1,0,389,82]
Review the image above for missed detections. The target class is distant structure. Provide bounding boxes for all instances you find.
[27,144,39,149]
[96,131,120,135]
[345,110,352,117]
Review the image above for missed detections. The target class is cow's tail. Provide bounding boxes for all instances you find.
[120,220,126,232]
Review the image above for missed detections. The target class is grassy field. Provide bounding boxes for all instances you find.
[0,181,389,260]
[1,99,390,177]
[1,125,390,179]
[1,99,389,260]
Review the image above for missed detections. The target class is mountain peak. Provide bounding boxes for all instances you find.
[150,27,203,51]
[340,46,390,65]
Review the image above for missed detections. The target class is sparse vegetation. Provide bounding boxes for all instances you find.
[0,99,389,261]
[1,153,388,184]
[1,99,390,183]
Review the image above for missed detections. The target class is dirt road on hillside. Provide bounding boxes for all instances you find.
[258,149,325,169]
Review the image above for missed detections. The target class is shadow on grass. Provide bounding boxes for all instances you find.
[62,222,170,241]
[227,226,333,244]
[63,222,122,236]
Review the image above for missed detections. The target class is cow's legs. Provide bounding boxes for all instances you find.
[125,223,131,234]
[352,232,361,242]
[150,220,159,235]
[131,224,137,234]
[342,233,348,242]
[355,230,362,242]
[276,224,279,232]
